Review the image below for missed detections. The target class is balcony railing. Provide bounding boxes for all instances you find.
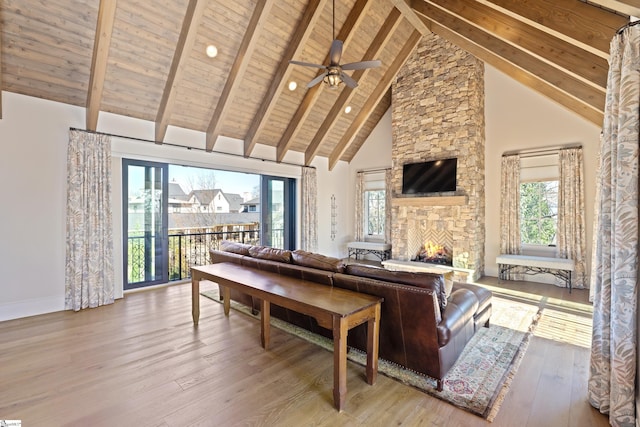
[127,229,284,284]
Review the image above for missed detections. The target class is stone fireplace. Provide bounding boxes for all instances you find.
[389,33,485,281]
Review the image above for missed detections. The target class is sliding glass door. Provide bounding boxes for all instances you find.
[122,161,297,288]
[123,159,168,289]
[261,175,296,250]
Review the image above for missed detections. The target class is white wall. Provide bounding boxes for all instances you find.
[484,65,601,280]
[0,93,84,320]
[0,92,376,321]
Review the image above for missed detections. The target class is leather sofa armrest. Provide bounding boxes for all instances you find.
[436,289,479,347]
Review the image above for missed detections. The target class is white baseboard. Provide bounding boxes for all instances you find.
[0,296,65,322]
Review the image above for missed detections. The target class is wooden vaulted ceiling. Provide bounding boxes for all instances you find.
[0,1,636,169]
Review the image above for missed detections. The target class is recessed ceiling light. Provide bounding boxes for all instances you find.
[288,81,297,91]
[206,45,218,58]
[344,106,352,114]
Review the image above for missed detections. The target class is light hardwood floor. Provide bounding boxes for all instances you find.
[0,277,609,426]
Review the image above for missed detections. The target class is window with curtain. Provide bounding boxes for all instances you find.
[364,189,385,238]
[361,172,385,242]
[519,154,559,256]
[520,180,558,246]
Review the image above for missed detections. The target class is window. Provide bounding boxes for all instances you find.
[365,190,385,238]
[519,153,559,249]
[520,180,558,246]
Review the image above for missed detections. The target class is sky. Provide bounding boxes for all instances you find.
[168,164,260,196]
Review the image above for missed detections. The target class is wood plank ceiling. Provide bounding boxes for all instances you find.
[0,0,636,169]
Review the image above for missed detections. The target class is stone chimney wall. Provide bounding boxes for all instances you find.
[391,33,485,280]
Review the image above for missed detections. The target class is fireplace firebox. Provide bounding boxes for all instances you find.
[412,241,453,266]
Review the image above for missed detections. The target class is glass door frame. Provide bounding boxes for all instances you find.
[122,159,169,290]
[261,175,296,250]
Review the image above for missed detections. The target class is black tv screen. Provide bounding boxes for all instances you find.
[402,158,457,194]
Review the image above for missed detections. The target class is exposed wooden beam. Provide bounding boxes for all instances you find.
[328,30,422,171]
[275,0,373,163]
[425,0,608,90]
[587,0,640,18]
[391,0,432,35]
[412,7,603,125]
[304,7,402,166]
[243,0,328,157]
[155,0,207,143]
[86,0,117,131]
[205,0,275,151]
[411,0,605,117]
[479,0,627,58]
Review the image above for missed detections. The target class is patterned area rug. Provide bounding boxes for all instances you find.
[201,287,540,421]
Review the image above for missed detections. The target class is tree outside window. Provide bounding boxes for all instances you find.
[365,190,385,237]
[520,180,558,246]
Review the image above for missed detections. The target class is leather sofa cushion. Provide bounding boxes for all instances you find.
[219,240,251,256]
[248,245,292,263]
[291,249,345,273]
[210,249,245,264]
[345,264,447,312]
[451,282,492,315]
[437,289,478,346]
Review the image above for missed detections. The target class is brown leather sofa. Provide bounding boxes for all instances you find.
[208,241,492,390]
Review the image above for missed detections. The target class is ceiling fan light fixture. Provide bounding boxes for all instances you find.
[323,68,342,88]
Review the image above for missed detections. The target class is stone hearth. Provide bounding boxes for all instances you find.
[390,33,485,281]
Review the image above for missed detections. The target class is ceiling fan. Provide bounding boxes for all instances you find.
[289,0,381,89]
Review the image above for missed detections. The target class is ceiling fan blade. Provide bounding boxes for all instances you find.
[329,39,343,65]
[306,73,327,88]
[289,60,326,69]
[341,60,381,71]
[340,72,358,89]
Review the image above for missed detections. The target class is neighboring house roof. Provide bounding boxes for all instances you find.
[224,193,244,212]
[241,197,260,206]
[189,189,221,205]
[169,182,188,200]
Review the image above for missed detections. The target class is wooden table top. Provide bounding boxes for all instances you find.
[192,262,383,317]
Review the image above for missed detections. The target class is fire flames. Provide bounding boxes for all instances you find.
[415,241,452,265]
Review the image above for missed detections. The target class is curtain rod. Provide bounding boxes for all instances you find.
[69,127,316,169]
[616,19,640,35]
[502,144,582,158]
[357,167,391,174]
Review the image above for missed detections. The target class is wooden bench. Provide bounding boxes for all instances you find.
[496,254,575,292]
[191,262,383,411]
[347,241,392,261]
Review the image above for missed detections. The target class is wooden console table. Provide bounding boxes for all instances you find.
[191,262,383,411]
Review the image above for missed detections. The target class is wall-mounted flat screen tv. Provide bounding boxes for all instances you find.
[402,158,457,194]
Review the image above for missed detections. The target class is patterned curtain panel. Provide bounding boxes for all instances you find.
[589,25,639,427]
[557,147,587,289]
[384,168,392,244]
[65,130,114,311]
[300,167,318,252]
[354,171,365,242]
[500,154,521,279]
